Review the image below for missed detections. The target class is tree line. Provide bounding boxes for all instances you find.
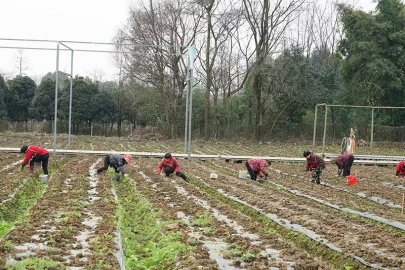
[0,0,404,141]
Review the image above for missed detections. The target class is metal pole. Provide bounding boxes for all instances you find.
[68,50,74,148]
[313,105,318,147]
[53,42,60,154]
[321,104,328,157]
[187,46,195,158]
[184,50,190,154]
[371,107,374,148]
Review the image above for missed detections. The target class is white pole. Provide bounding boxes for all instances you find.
[53,42,60,154]
[313,105,318,147]
[184,49,190,154]
[68,50,74,148]
[187,46,195,158]
[370,108,374,148]
[321,105,328,157]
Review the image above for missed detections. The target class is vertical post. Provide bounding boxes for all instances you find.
[187,46,195,158]
[68,50,74,149]
[321,104,328,157]
[313,105,318,147]
[184,49,190,154]
[53,42,60,154]
[402,193,404,215]
[370,107,374,148]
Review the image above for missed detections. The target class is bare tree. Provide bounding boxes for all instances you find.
[15,49,29,76]
[117,0,203,137]
[194,0,241,139]
[241,0,306,141]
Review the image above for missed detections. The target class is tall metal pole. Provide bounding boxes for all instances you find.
[68,50,74,148]
[370,107,374,148]
[187,46,194,158]
[53,42,60,154]
[187,46,195,158]
[321,104,328,157]
[312,105,318,147]
[184,49,190,154]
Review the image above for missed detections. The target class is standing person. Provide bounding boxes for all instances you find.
[303,150,325,184]
[97,154,133,177]
[332,153,355,177]
[396,161,405,177]
[156,153,187,180]
[20,145,49,175]
[245,159,270,181]
[341,128,356,154]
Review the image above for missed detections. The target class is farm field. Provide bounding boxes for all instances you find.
[0,132,404,269]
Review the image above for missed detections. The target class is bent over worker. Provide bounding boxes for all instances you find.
[20,145,49,175]
[97,154,133,176]
[333,153,355,177]
[396,161,405,177]
[303,150,325,184]
[245,159,270,181]
[156,153,187,180]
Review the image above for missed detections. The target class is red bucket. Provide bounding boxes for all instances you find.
[347,175,358,186]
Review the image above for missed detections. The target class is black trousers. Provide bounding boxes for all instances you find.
[97,155,117,173]
[245,162,258,180]
[30,153,49,175]
[164,167,187,180]
[343,155,355,177]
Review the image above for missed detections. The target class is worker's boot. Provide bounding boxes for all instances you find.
[177,172,188,181]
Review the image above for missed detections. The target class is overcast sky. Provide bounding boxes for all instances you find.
[0,0,376,83]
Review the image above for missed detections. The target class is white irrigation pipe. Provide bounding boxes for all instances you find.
[0,148,400,166]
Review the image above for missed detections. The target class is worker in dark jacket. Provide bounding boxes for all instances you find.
[245,159,270,181]
[20,145,50,175]
[333,153,355,177]
[156,153,187,180]
[97,154,133,176]
[303,150,325,184]
[396,161,405,177]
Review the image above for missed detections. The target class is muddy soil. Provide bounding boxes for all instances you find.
[267,161,405,213]
[0,156,119,269]
[182,160,405,269]
[128,158,333,269]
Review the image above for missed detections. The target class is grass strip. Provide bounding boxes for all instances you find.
[0,177,45,239]
[112,175,186,269]
[189,177,370,270]
[0,159,64,239]
[6,258,67,270]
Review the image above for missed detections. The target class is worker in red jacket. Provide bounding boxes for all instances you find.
[333,153,355,177]
[245,159,270,181]
[303,150,325,184]
[156,153,187,180]
[20,145,49,175]
[396,161,405,177]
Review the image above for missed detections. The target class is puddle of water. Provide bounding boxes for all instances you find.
[0,161,21,172]
[203,240,240,270]
[177,184,260,242]
[139,171,153,183]
[382,182,405,190]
